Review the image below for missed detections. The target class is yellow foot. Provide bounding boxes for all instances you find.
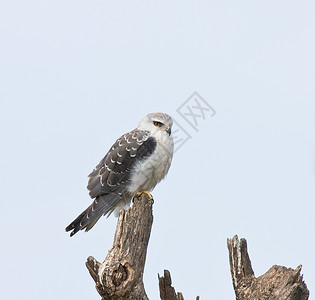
[136,190,153,200]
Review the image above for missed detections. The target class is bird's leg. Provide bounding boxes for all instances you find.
[134,191,154,202]
[136,190,153,200]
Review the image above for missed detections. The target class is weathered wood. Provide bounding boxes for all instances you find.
[86,193,153,300]
[227,235,255,293]
[227,235,309,300]
[158,270,184,300]
[85,198,310,300]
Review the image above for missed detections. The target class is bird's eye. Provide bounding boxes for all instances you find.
[153,121,163,127]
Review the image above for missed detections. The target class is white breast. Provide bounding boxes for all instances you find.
[128,131,173,194]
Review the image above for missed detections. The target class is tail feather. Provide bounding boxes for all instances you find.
[65,194,121,237]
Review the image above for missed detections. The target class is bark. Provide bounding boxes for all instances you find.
[158,270,185,300]
[83,194,310,300]
[227,235,309,300]
[86,193,153,300]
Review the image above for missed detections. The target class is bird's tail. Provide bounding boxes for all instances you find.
[65,194,121,237]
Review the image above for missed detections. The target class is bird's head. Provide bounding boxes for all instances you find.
[138,112,173,136]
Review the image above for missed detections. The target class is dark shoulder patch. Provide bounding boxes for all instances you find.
[136,136,157,159]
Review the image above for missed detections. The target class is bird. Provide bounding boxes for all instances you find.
[65,112,174,237]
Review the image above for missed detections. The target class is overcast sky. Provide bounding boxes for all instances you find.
[1,1,315,299]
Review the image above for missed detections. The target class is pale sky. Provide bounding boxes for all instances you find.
[1,1,314,299]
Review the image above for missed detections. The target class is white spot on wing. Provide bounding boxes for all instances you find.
[105,163,111,171]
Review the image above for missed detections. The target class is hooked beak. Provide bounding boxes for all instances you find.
[166,127,171,135]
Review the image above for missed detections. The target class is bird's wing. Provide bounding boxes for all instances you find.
[87,129,157,199]
[65,129,157,236]
[65,193,121,236]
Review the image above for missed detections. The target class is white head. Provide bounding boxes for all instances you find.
[137,112,173,136]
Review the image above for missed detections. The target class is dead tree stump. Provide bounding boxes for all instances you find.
[158,270,185,300]
[227,235,309,300]
[83,195,310,300]
[86,193,153,300]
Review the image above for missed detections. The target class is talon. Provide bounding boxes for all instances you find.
[136,191,153,200]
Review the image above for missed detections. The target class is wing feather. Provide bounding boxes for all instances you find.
[87,129,156,198]
[65,129,157,236]
[65,193,120,236]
